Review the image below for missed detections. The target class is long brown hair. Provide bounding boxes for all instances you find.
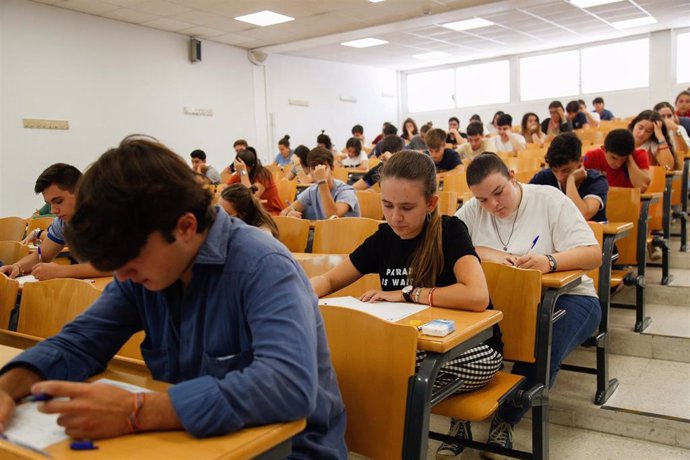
[220,184,279,238]
[380,150,443,288]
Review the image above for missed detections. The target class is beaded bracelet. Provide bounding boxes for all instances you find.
[127,392,145,433]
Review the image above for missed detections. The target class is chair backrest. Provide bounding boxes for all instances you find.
[481,261,542,363]
[355,191,383,220]
[312,217,380,254]
[18,279,102,337]
[272,216,310,252]
[26,217,55,234]
[0,241,30,266]
[575,128,605,146]
[606,187,642,265]
[506,157,540,172]
[647,166,666,231]
[515,169,540,184]
[320,304,417,459]
[0,274,19,330]
[265,163,283,176]
[332,167,350,183]
[0,217,27,241]
[443,172,470,196]
[587,222,604,292]
[437,190,458,216]
[276,179,297,205]
[367,156,380,169]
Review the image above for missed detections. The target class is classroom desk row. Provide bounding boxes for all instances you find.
[0,331,304,460]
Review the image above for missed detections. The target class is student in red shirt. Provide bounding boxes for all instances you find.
[583,129,651,192]
[228,149,284,215]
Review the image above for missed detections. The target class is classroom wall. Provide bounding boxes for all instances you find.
[401,29,689,132]
[263,54,398,154]
[0,0,256,217]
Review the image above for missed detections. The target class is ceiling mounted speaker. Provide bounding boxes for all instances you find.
[248,50,268,66]
[190,37,201,62]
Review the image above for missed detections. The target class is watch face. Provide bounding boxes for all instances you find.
[402,285,413,294]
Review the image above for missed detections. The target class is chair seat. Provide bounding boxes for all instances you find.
[611,268,631,288]
[431,372,524,422]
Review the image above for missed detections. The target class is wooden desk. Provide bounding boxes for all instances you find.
[17,277,112,294]
[0,336,305,460]
[541,270,584,289]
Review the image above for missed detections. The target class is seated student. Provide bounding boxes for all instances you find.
[0,164,112,281]
[219,184,280,238]
[676,90,690,118]
[220,139,249,178]
[371,123,399,157]
[0,137,347,458]
[351,123,366,146]
[530,133,608,221]
[283,144,313,184]
[520,113,547,147]
[272,135,293,168]
[446,116,468,147]
[579,99,600,127]
[190,149,221,185]
[486,111,504,136]
[407,122,432,151]
[592,97,614,121]
[282,147,360,219]
[457,153,601,455]
[401,117,418,144]
[310,151,503,459]
[317,131,338,156]
[353,136,404,191]
[370,122,389,147]
[541,101,572,136]
[228,149,284,215]
[458,122,493,161]
[628,110,675,170]
[424,128,463,177]
[654,101,690,157]
[492,114,526,154]
[469,114,482,124]
[583,129,651,192]
[337,138,368,170]
[565,100,590,130]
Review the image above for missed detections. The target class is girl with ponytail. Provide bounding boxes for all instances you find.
[310,150,503,457]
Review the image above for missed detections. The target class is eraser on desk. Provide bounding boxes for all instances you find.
[420,319,455,337]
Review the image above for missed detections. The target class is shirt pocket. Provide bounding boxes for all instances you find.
[140,346,169,380]
[202,350,253,379]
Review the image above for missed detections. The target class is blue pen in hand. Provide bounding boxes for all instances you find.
[527,235,540,253]
[20,392,53,403]
[36,245,42,264]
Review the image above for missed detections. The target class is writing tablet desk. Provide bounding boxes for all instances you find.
[16,277,112,294]
[0,333,305,460]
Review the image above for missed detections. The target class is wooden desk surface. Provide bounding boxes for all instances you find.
[641,192,662,203]
[399,308,502,354]
[92,276,113,291]
[666,170,683,177]
[541,270,584,289]
[0,341,306,460]
[602,222,634,235]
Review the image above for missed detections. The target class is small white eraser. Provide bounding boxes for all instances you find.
[420,319,456,337]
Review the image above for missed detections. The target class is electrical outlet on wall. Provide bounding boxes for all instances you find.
[23,118,69,130]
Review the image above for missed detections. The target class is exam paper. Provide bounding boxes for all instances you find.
[15,275,38,286]
[318,296,428,322]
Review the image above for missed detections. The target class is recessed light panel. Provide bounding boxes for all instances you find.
[442,18,494,32]
[611,16,657,29]
[234,10,294,27]
[341,38,389,48]
[569,0,624,8]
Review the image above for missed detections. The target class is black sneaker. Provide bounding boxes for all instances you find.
[436,418,472,458]
[482,413,513,459]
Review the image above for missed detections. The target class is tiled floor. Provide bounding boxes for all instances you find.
[610,303,690,338]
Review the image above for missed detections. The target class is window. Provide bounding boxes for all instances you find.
[455,60,509,107]
[581,39,649,93]
[520,50,580,101]
[406,69,455,112]
[678,32,690,83]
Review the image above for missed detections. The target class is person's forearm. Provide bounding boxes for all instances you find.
[239,173,251,188]
[0,367,43,400]
[566,180,590,219]
[15,253,39,276]
[310,275,331,298]
[413,285,488,312]
[552,245,601,271]
[655,145,675,170]
[318,183,338,218]
[63,263,112,279]
[476,246,510,263]
[140,392,183,432]
[627,160,651,191]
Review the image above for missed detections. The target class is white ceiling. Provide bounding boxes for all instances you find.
[30,0,690,70]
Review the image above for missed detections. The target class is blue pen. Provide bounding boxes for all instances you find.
[70,440,98,451]
[527,235,540,253]
[37,245,42,264]
[20,392,53,403]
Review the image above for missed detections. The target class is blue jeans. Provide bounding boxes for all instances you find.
[498,294,601,425]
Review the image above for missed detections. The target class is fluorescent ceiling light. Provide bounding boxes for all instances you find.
[412,51,452,60]
[442,18,494,32]
[569,0,624,8]
[368,0,386,3]
[234,10,294,27]
[341,38,388,48]
[611,16,657,29]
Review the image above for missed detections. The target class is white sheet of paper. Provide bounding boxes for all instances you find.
[15,275,38,286]
[3,401,68,450]
[318,296,428,322]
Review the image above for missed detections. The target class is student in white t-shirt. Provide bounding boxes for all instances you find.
[338,137,368,170]
[492,114,526,154]
[455,153,601,456]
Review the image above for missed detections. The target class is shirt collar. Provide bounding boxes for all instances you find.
[193,206,233,266]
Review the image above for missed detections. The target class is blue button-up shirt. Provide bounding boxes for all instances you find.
[3,210,347,459]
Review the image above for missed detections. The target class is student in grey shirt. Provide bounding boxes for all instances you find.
[190,149,221,184]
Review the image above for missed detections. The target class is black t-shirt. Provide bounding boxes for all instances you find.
[446,132,468,145]
[425,149,461,172]
[529,168,608,222]
[362,163,383,187]
[349,215,502,352]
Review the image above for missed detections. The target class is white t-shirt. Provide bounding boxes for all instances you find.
[341,151,368,167]
[493,133,526,152]
[456,183,598,298]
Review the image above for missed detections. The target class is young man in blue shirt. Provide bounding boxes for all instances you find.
[566,100,590,130]
[424,128,462,179]
[592,97,615,121]
[0,137,347,459]
[530,132,608,222]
